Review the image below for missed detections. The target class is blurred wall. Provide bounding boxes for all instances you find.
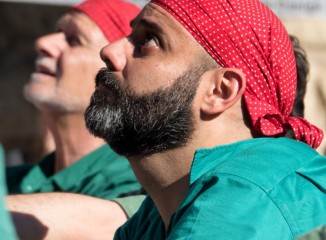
[0,2,67,164]
[282,18,326,155]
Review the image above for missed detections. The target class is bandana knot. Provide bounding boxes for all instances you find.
[256,112,287,136]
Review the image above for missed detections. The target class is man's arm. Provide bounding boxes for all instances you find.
[8,193,128,240]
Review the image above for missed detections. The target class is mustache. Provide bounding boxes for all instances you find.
[95,68,120,87]
[95,68,125,99]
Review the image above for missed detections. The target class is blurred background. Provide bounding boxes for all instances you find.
[0,0,325,167]
[0,0,147,166]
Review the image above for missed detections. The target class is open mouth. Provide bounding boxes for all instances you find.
[39,71,55,77]
[36,65,55,76]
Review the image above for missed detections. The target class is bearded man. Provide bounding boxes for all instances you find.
[85,0,326,239]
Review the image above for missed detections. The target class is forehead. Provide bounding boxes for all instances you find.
[56,12,103,36]
[134,3,196,42]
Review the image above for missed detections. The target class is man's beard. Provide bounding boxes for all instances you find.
[85,64,207,157]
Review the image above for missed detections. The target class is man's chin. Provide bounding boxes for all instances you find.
[23,83,52,108]
[30,72,56,84]
[24,74,57,103]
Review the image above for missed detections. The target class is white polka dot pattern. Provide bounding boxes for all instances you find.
[151,0,323,149]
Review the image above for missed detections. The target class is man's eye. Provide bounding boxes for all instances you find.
[142,34,159,47]
[129,31,161,56]
[66,36,80,46]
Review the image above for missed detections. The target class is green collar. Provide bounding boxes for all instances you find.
[190,137,315,188]
[20,145,116,192]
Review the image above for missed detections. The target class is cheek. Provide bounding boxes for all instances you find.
[58,48,105,92]
[122,58,189,93]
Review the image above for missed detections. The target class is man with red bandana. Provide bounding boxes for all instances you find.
[84,0,326,239]
[6,0,145,239]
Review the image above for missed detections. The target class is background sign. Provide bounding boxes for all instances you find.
[261,0,326,17]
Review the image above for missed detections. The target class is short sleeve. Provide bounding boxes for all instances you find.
[113,195,146,218]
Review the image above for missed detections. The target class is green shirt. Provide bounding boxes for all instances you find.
[115,138,326,240]
[0,145,18,240]
[6,145,140,200]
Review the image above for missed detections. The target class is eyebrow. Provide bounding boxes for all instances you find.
[130,18,164,34]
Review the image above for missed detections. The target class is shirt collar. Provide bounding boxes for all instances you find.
[190,141,237,185]
[20,153,55,193]
[52,145,114,191]
[190,137,315,186]
[21,145,114,192]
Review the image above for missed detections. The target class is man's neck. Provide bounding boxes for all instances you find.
[128,145,196,230]
[128,114,253,230]
[43,113,105,173]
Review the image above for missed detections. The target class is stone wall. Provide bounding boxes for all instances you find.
[0,2,67,164]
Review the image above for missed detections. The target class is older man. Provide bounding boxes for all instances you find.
[6,0,145,239]
[84,0,326,239]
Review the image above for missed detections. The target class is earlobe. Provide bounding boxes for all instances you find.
[201,68,246,115]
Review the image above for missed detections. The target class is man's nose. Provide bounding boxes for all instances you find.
[35,32,66,58]
[100,37,128,72]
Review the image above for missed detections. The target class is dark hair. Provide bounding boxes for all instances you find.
[290,34,309,118]
[284,35,309,139]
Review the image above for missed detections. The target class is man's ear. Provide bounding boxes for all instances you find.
[201,68,246,115]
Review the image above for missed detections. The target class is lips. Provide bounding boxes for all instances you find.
[35,58,56,76]
[36,65,56,76]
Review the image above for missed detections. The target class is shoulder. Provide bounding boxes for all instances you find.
[175,138,326,238]
[206,137,320,192]
[169,173,293,239]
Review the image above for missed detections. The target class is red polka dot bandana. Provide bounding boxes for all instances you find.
[151,0,324,149]
[74,0,140,42]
